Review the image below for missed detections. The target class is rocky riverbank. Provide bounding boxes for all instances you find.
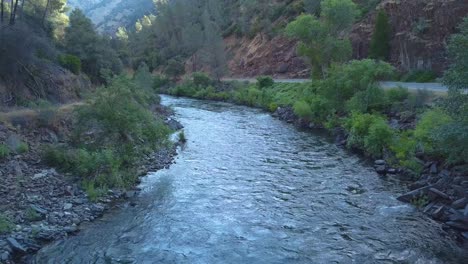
[0,106,183,263]
[273,106,468,245]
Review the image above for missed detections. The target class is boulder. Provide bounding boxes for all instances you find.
[428,188,451,201]
[452,198,468,209]
[165,119,183,131]
[6,238,26,254]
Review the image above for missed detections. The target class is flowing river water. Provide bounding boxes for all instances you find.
[33,96,466,263]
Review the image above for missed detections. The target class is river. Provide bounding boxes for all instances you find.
[33,96,466,263]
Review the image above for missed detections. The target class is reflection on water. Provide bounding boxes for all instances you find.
[34,96,466,264]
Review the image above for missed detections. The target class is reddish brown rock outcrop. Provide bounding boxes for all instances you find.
[350,0,468,74]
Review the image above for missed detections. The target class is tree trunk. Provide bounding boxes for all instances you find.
[9,0,19,25]
[1,0,4,24]
[42,0,50,27]
[20,0,26,16]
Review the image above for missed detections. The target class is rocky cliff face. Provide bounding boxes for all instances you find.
[350,0,468,74]
[225,34,310,78]
[67,0,154,34]
[226,0,468,77]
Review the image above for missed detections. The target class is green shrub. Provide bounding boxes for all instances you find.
[153,74,170,90]
[192,72,212,88]
[179,131,187,143]
[369,10,391,60]
[44,76,171,188]
[386,86,410,103]
[346,85,388,113]
[431,122,468,165]
[0,214,13,234]
[364,119,394,157]
[320,59,395,112]
[309,96,333,124]
[400,70,437,83]
[268,102,279,112]
[345,112,393,157]
[293,100,313,120]
[58,54,82,74]
[414,108,452,155]
[0,144,10,159]
[134,62,153,91]
[256,76,274,88]
[16,142,29,154]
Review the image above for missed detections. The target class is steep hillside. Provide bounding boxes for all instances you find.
[67,0,154,33]
[226,0,468,77]
[350,0,468,74]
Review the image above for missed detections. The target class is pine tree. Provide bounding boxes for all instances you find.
[369,10,391,60]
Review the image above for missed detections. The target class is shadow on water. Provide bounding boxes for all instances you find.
[33,96,467,264]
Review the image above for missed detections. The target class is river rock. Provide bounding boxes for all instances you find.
[165,119,183,131]
[374,160,386,166]
[428,188,451,201]
[430,163,438,174]
[6,237,26,253]
[374,165,386,174]
[63,203,73,210]
[452,198,468,209]
[30,205,48,216]
[397,186,432,203]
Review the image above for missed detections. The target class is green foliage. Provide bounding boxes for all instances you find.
[285,14,353,79]
[320,59,395,112]
[192,72,212,88]
[345,112,393,157]
[400,70,437,83]
[411,194,429,208]
[386,86,410,103]
[0,144,10,159]
[58,54,82,74]
[179,131,187,143]
[25,207,42,222]
[431,122,468,165]
[16,142,29,154]
[369,10,391,60]
[43,76,170,188]
[413,108,453,155]
[153,75,170,91]
[346,85,388,113]
[364,118,394,157]
[256,76,274,88]
[443,17,468,119]
[64,9,122,82]
[293,101,313,120]
[165,58,185,79]
[320,0,359,34]
[0,214,13,234]
[134,62,153,91]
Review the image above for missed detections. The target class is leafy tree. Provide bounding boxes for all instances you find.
[64,9,122,81]
[369,10,391,60]
[285,0,358,79]
[303,0,322,16]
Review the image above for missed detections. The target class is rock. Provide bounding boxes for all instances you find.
[432,205,446,220]
[430,163,438,174]
[465,204,468,216]
[0,251,10,261]
[30,205,48,216]
[387,168,397,174]
[32,171,48,180]
[63,203,73,210]
[125,191,136,198]
[276,63,289,73]
[428,188,451,201]
[397,186,431,203]
[165,119,183,131]
[6,237,26,253]
[446,219,468,231]
[452,198,468,209]
[9,160,23,177]
[64,185,74,196]
[375,165,386,174]
[374,160,386,166]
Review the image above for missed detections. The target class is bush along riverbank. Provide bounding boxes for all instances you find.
[156,60,468,243]
[0,70,184,263]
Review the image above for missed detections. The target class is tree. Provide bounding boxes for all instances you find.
[9,0,19,25]
[369,10,391,60]
[442,16,468,120]
[285,0,358,79]
[303,0,322,16]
